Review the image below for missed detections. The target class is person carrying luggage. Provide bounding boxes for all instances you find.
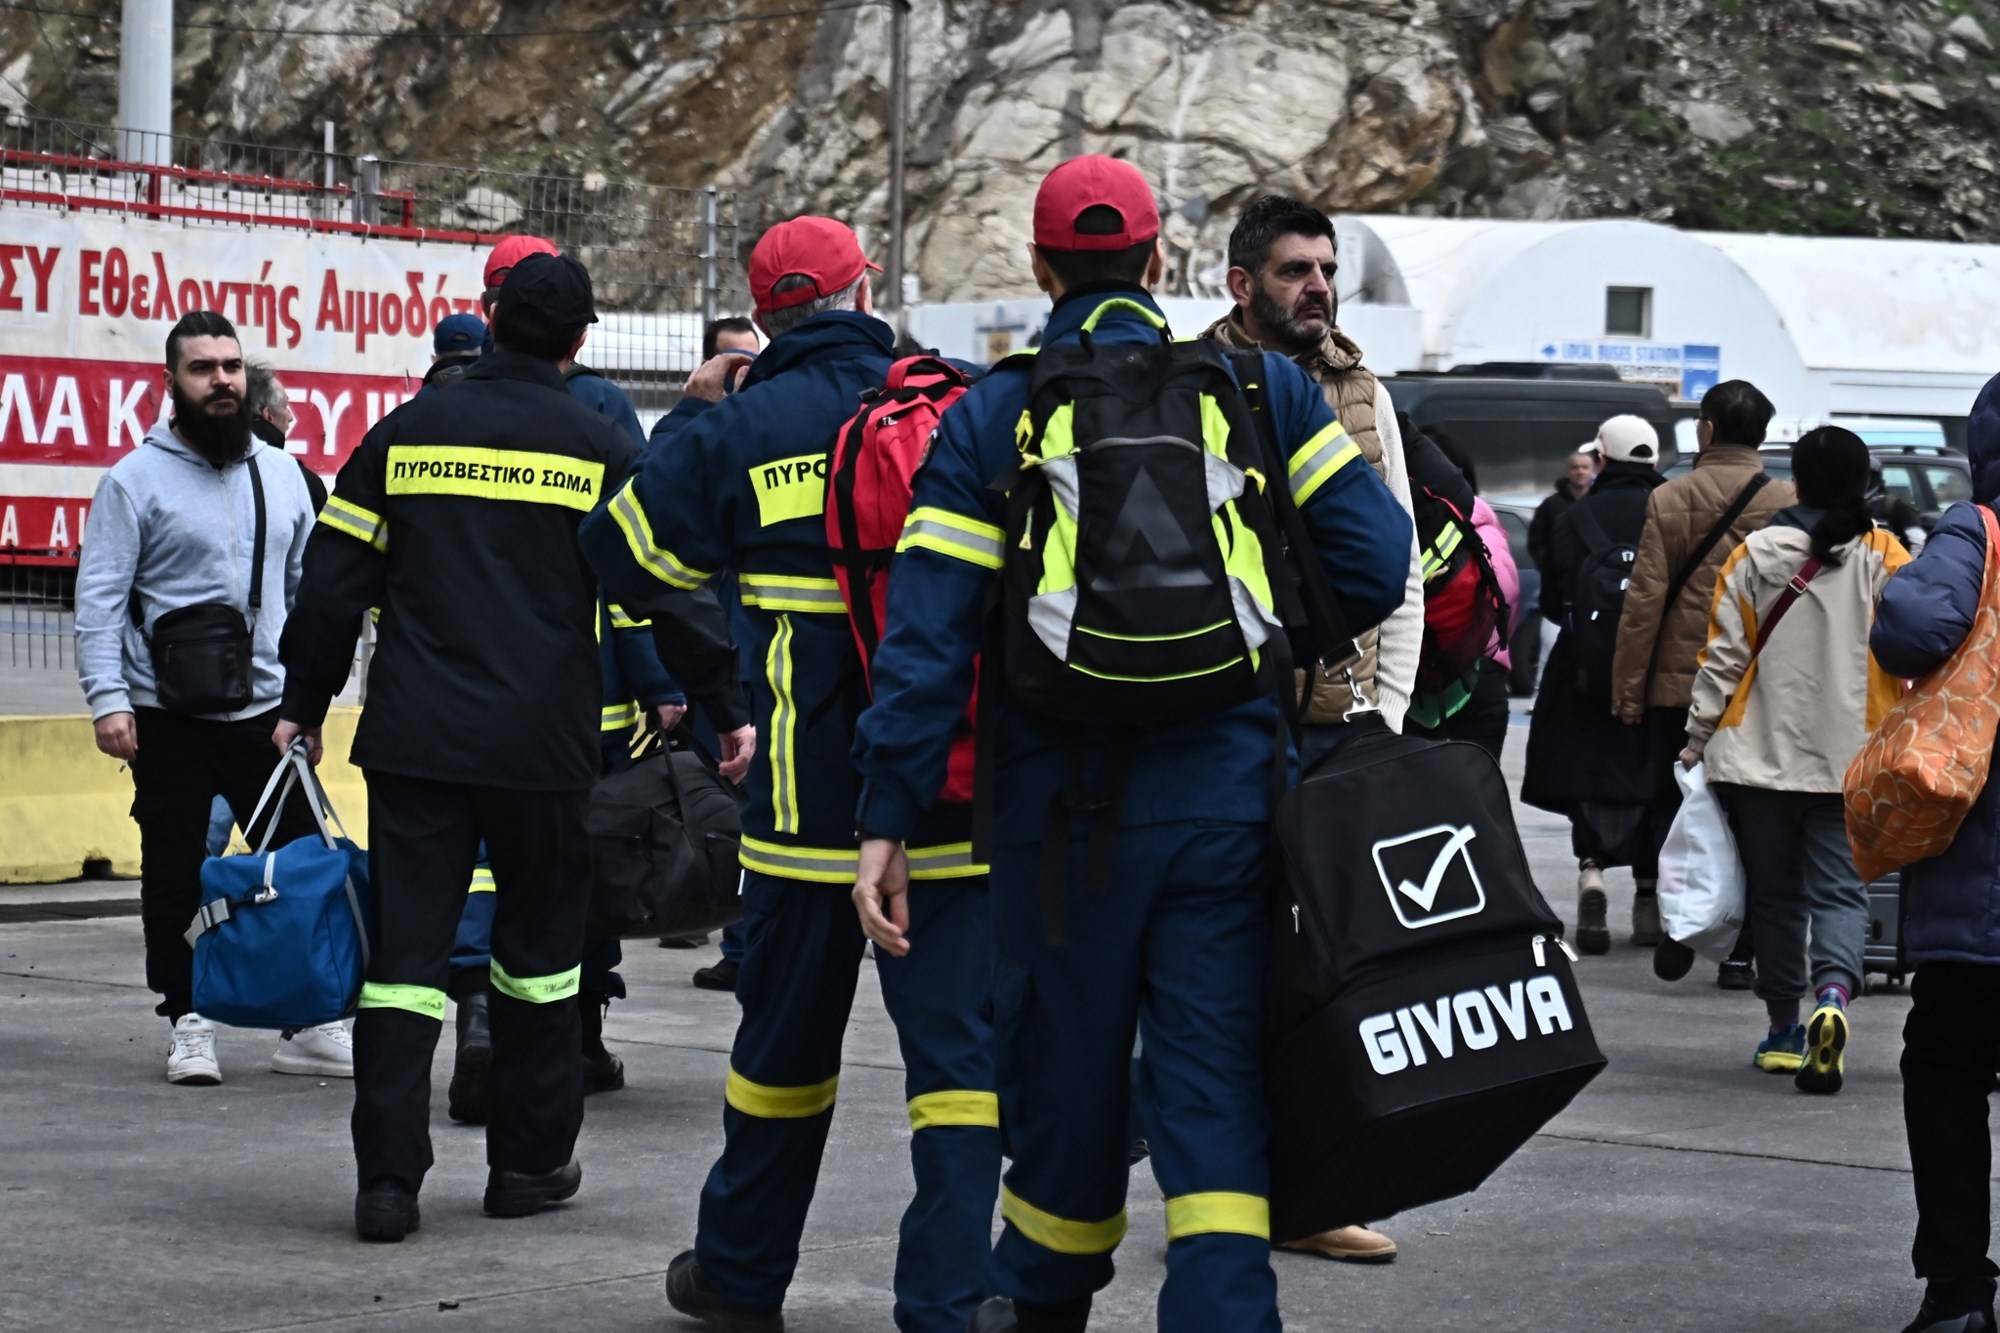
[274,253,668,1241]
[579,215,1000,1333]
[850,155,1411,1333]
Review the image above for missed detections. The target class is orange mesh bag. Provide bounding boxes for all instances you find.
[1844,505,2000,882]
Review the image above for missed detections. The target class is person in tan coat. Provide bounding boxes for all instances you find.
[1605,381,1794,953]
[1199,195,1423,1269]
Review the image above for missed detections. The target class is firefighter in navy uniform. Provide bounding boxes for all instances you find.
[275,253,674,1242]
[579,216,1000,1333]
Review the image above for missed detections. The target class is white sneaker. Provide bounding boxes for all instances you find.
[272,1021,354,1078]
[167,1013,221,1085]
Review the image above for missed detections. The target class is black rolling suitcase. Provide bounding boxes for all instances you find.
[1264,725,1607,1243]
[1863,872,1908,989]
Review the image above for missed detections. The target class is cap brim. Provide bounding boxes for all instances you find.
[864,258,884,273]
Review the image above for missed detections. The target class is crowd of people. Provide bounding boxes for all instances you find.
[69,152,2000,1333]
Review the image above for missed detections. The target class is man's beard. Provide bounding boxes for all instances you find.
[170,381,251,466]
[1248,282,1334,357]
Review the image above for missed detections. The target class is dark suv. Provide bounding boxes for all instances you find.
[1666,444,1973,529]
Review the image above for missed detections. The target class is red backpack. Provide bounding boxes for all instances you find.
[1413,488,1510,696]
[825,356,980,803]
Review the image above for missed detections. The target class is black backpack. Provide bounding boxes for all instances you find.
[585,729,744,940]
[1565,501,1636,701]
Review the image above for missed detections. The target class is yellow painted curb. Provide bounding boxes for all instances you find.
[0,707,369,885]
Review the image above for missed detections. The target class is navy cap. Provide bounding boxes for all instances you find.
[433,312,486,355]
[495,251,598,329]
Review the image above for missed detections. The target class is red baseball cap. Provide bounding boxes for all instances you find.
[749,217,882,313]
[484,234,560,288]
[1033,155,1161,252]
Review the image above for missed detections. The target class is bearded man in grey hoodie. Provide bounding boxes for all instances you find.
[74,310,342,1086]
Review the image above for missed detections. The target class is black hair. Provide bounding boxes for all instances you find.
[491,304,585,362]
[1227,194,1335,275]
[703,316,757,361]
[166,310,239,371]
[1424,425,1479,494]
[1792,426,1875,565]
[1038,205,1155,290]
[1699,379,1777,446]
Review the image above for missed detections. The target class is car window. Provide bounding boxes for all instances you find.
[1880,464,1920,506]
[1494,508,1532,569]
[1925,465,1974,506]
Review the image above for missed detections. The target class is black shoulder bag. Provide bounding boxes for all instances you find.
[133,455,266,714]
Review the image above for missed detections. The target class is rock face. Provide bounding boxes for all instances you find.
[6,0,2000,301]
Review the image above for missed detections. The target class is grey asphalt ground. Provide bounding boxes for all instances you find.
[0,709,1952,1332]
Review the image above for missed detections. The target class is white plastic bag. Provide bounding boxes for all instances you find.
[1655,761,1746,961]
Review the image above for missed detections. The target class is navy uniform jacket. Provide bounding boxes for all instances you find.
[851,289,1413,843]
[580,310,982,885]
[280,352,643,791]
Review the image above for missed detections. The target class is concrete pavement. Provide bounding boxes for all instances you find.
[0,715,1947,1332]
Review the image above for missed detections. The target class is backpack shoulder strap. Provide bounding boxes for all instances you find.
[1664,472,1770,615]
[1569,498,1614,556]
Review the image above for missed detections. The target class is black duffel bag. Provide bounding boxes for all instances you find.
[1265,724,1606,1243]
[587,727,744,940]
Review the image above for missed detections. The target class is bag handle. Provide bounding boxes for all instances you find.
[246,739,345,855]
[1663,472,1769,619]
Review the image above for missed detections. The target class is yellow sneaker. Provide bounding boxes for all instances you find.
[1795,1000,1849,1095]
[1753,1023,1806,1073]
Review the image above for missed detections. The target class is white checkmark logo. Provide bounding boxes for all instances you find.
[1395,826,1478,913]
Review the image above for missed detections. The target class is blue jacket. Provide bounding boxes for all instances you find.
[581,310,981,885]
[1871,370,2000,966]
[567,366,648,450]
[851,288,1412,844]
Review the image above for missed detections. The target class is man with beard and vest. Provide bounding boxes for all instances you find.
[275,254,670,1242]
[75,311,337,1085]
[580,216,999,1333]
[1199,195,1423,1267]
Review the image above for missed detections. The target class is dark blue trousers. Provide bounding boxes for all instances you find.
[989,821,1281,1333]
[694,871,1000,1332]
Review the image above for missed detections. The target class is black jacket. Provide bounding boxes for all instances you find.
[280,352,652,791]
[1539,461,1665,624]
[1527,480,1579,574]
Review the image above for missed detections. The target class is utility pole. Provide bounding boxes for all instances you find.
[885,0,910,319]
[116,0,173,166]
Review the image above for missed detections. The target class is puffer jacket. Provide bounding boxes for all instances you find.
[1611,444,1795,712]
[1871,371,2000,965]
[1200,312,1424,730]
[1686,512,1909,792]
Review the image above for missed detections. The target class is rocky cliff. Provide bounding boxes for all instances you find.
[5,0,1999,303]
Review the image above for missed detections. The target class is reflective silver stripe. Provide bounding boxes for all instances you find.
[318,495,388,552]
[1287,423,1361,507]
[907,842,987,880]
[609,482,711,591]
[739,574,848,614]
[898,508,1006,570]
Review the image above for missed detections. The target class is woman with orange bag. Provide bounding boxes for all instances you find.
[1872,378,2000,1333]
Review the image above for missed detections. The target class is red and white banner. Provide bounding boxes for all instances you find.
[0,208,487,554]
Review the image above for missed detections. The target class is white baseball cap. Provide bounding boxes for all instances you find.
[1596,414,1659,465]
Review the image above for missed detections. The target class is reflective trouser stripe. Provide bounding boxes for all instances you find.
[357,982,446,1021]
[1163,1192,1271,1242]
[767,614,800,834]
[467,867,494,893]
[601,702,640,731]
[1000,1185,1128,1256]
[489,960,581,1004]
[908,1089,1000,1131]
[726,1067,839,1119]
[737,835,990,884]
[607,603,649,630]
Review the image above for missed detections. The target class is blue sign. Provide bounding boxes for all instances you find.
[1682,345,1721,401]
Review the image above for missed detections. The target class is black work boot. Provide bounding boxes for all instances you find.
[968,1294,1091,1333]
[664,1250,785,1331]
[355,1179,420,1242]
[1901,1296,1997,1333]
[580,992,625,1095]
[447,991,491,1125]
[483,1159,582,1218]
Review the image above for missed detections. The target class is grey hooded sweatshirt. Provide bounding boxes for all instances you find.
[75,424,316,722]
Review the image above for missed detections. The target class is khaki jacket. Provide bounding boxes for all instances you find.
[1610,445,1795,712]
[1201,313,1425,730]
[1686,523,1910,792]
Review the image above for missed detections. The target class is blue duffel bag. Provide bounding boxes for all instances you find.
[186,740,372,1029]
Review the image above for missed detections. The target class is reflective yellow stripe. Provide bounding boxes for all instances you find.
[1079,298,1167,333]
[738,836,985,884]
[467,867,495,894]
[766,614,800,835]
[607,603,650,631]
[318,495,388,552]
[610,481,713,591]
[358,982,446,1021]
[740,573,847,614]
[1287,422,1361,507]
[601,702,641,732]
[1071,656,1247,685]
[726,1067,839,1119]
[908,1090,1000,1131]
[1163,1192,1270,1242]
[489,960,581,1004]
[1001,1185,1128,1256]
[1422,523,1465,580]
[898,506,1006,569]
[383,445,605,511]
